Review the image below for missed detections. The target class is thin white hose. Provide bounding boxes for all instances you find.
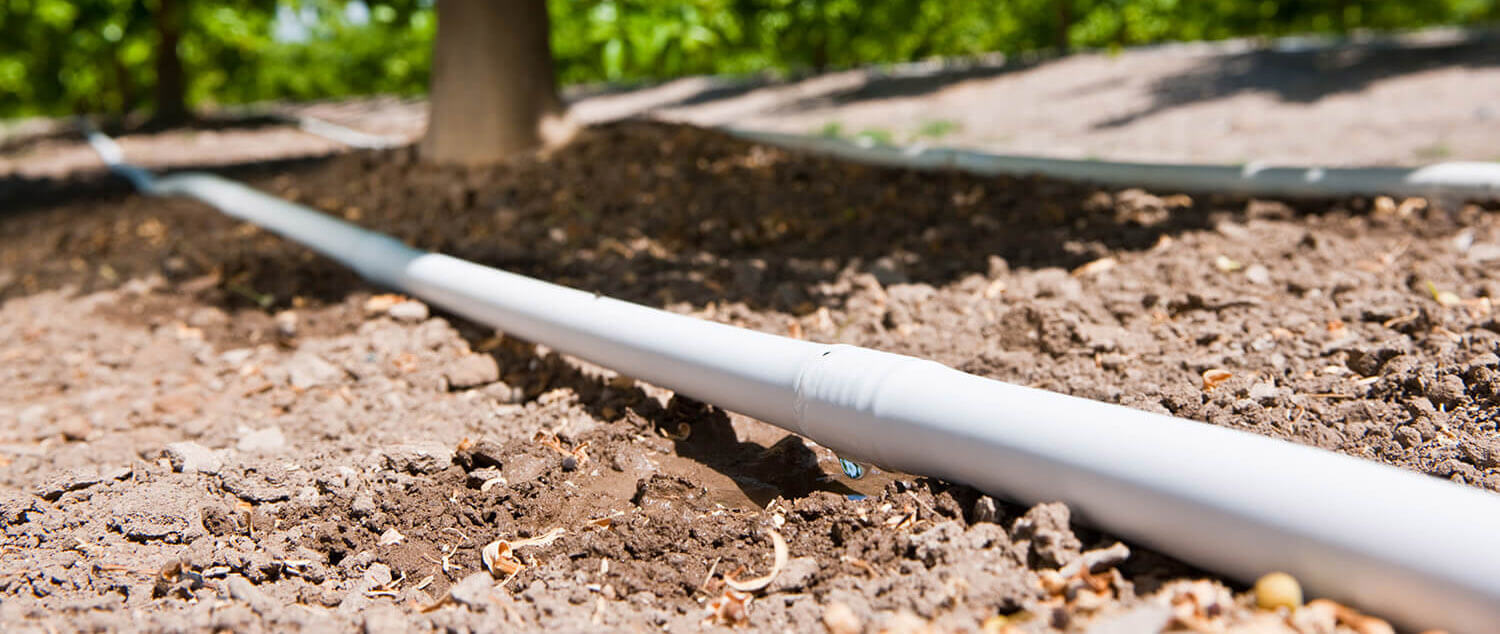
[82,125,1500,632]
[725,128,1500,199]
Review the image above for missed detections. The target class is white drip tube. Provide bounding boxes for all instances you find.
[724,128,1500,199]
[83,125,1500,632]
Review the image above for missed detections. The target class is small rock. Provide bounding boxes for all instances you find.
[221,348,254,365]
[1244,264,1270,285]
[274,310,298,338]
[378,528,405,546]
[768,556,818,593]
[972,495,1001,524]
[1248,382,1280,403]
[1463,439,1500,469]
[362,605,409,634]
[380,441,455,475]
[18,404,48,428]
[165,441,223,474]
[187,307,229,328]
[1011,502,1081,568]
[442,354,499,390]
[456,439,505,471]
[1426,374,1467,408]
[823,602,862,634]
[285,353,344,390]
[364,563,393,587]
[59,418,91,442]
[481,381,523,404]
[1468,243,1500,263]
[388,300,429,323]
[227,575,280,615]
[449,572,498,609]
[1084,603,1173,634]
[237,427,286,453]
[1395,426,1422,448]
[351,492,377,518]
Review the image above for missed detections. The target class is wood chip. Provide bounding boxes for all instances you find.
[1201,368,1233,390]
[723,529,788,592]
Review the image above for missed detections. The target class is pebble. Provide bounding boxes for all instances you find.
[227,575,280,615]
[59,417,92,441]
[1425,374,1467,407]
[442,354,499,390]
[1468,243,1500,263]
[380,441,455,475]
[285,353,344,390]
[1244,264,1270,285]
[274,310,298,338]
[387,300,429,322]
[18,404,48,428]
[237,427,286,453]
[449,572,498,609]
[823,602,862,634]
[1253,571,1303,610]
[361,605,409,634]
[768,556,818,593]
[164,441,223,474]
[1248,382,1280,403]
[972,495,1000,524]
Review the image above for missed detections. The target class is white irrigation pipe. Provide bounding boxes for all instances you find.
[725,128,1500,199]
[277,113,1500,200]
[84,127,1500,633]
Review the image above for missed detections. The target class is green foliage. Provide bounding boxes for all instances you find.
[1,0,1497,118]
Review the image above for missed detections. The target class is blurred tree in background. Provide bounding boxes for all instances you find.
[1,0,1497,120]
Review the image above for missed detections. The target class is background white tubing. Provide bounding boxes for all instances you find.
[83,127,1500,632]
[725,128,1500,199]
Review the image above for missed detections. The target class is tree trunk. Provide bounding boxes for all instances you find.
[152,0,188,126]
[1055,0,1071,54]
[423,0,562,165]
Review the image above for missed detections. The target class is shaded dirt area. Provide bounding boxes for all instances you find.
[3,122,1500,632]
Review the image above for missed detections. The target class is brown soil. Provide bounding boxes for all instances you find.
[3,121,1499,632]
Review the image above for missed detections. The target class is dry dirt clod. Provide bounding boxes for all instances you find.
[378,527,405,546]
[164,441,222,474]
[823,601,862,634]
[388,300,429,322]
[1305,599,1396,634]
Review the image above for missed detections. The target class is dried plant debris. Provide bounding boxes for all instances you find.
[722,529,789,593]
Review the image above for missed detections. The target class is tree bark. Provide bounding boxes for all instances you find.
[423,0,562,165]
[1055,0,1072,54]
[152,0,188,126]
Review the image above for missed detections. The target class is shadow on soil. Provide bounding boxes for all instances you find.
[2,120,1350,311]
[1096,35,1500,129]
